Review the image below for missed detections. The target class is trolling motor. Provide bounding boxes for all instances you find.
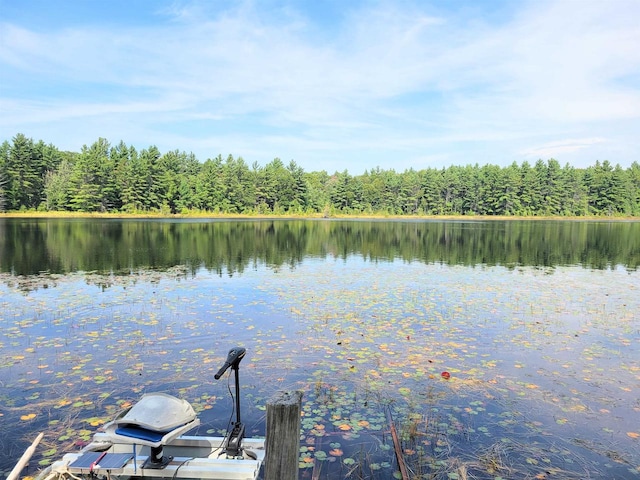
[214,346,247,457]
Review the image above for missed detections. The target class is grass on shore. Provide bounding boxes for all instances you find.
[1,210,638,221]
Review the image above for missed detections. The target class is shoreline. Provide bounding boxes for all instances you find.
[0,211,638,221]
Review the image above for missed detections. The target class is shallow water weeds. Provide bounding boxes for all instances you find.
[1,259,639,479]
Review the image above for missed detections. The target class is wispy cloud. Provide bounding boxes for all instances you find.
[519,137,607,160]
[1,0,639,171]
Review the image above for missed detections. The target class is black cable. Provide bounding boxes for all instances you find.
[214,371,236,457]
[171,457,193,480]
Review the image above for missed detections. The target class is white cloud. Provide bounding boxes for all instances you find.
[1,0,639,171]
[519,137,607,160]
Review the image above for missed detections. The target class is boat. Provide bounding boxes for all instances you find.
[29,347,267,480]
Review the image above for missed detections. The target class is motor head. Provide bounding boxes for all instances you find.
[226,347,246,365]
[214,346,246,379]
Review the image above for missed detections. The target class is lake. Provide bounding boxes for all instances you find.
[1,218,639,479]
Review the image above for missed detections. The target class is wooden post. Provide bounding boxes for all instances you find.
[264,390,303,480]
[7,432,44,480]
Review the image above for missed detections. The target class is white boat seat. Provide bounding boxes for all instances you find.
[103,393,200,448]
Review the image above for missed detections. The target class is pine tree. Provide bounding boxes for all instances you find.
[0,140,9,212]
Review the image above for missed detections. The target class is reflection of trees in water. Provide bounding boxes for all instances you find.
[1,220,638,286]
[0,266,193,292]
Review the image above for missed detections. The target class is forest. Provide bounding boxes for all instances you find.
[1,133,639,216]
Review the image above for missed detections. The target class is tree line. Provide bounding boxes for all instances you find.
[1,133,639,216]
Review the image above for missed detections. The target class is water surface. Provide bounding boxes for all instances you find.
[0,218,638,479]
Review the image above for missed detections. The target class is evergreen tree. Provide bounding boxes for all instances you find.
[531,159,550,215]
[223,156,255,213]
[585,160,626,215]
[476,164,501,215]
[110,141,134,211]
[360,167,385,212]
[6,134,36,209]
[253,158,297,212]
[399,168,422,214]
[0,141,9,212]
[329,170,356,212]
[44,156,74,210]
[3,135,62,210]
[420,168,444,214]
[458,165,480,215]
[287,160,308,213]
[379,169,401,214]
[119,146,154,212]
[518,161,537,215]
[195,155,225,211]
[629,162,640,215]
[2,132,640,218]
[156,150,191,213]
[498,162,522,215]
[542,159,565,215]
[67,138,118,211]
[141,146,162,210]
[441,166,464,215]
[561,163,588,215]
[611,164,632,215]
[304,170,331,214]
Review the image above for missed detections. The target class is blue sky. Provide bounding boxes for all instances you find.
[1,0,639,173]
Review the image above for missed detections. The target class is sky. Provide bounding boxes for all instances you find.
[1,0,639,174]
